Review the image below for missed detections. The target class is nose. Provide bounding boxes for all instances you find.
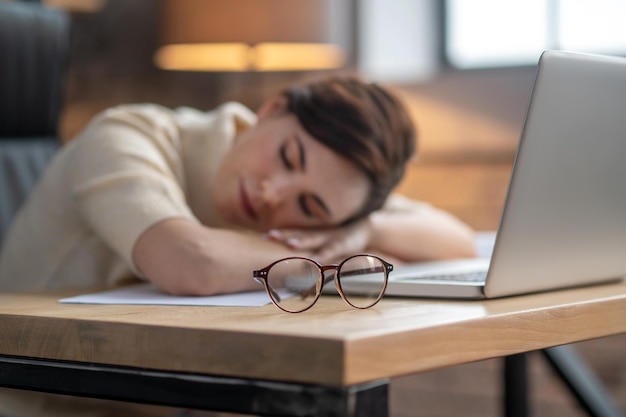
[260,175,294,209]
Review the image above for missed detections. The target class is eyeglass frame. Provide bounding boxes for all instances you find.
[253,253,393,313]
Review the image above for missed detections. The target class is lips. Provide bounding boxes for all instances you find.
[239,181,259,221]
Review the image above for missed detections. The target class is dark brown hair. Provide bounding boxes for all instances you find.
[282,75,417,224]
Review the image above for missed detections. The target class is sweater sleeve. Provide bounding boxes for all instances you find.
[68,104,198,275]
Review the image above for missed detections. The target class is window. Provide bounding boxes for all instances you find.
[445,0,626,69]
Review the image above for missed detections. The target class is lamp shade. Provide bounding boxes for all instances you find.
[155,0,346,71]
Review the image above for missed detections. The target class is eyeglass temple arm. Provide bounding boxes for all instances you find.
[339,265,391,277]
[253,269,326,303]
[299,264,391,299]
[253,271,283,302]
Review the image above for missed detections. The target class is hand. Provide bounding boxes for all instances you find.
[265,218,372,264]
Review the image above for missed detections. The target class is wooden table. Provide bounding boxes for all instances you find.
[1,281,626,416]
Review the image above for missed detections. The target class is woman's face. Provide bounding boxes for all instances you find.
[213,98,369,232]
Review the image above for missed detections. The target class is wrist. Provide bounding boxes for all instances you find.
[362,213,378,251]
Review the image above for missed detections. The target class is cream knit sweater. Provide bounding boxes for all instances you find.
[0,101,256,293]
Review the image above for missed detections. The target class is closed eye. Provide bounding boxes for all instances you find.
[280,134,305,172]
[299,194,331,222]
[279,145,294,170]
[298,195,312,217]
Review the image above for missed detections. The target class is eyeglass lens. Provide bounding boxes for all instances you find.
[265,258,321,312]
[265,255,387,312]
[337,255,387,308]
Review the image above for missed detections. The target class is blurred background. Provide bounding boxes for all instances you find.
[22,0,626,415]
[53,0,626,233]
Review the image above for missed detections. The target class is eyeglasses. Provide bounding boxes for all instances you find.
[253,254,393,313]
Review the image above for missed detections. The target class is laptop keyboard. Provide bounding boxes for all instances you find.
[417,270,488,283]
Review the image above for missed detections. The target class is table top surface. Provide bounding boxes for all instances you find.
[1,281,626,387]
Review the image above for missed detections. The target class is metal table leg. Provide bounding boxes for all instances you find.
[0,354,389,417]
[503,353,529,417]
[542,345,623,417]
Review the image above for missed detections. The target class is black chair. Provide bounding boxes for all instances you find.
[0,1,70,246]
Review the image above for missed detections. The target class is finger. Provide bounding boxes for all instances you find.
[265,229,285,242]
[287,234,330,250]
[314,241,347,264]
[264,229,304,248]
[261,230,292,250]
[268,229,332,250]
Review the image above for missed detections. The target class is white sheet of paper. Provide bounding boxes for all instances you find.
[59,283,273,307]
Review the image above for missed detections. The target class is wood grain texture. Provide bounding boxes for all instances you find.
[1,282,625,387]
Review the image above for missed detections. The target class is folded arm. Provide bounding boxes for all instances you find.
[366,194,477,262]
[133,218,311,296]
[71,113,309,296]
[263,194,477,264]
[133,194,477,296]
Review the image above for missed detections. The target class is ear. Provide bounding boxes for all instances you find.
[256,94,288,121]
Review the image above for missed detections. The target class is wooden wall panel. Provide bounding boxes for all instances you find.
[395,162,513,231]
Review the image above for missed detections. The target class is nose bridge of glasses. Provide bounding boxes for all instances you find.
[320,264,338,273]
[320,264,338,280]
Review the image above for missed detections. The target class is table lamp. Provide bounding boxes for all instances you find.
[154,0,346,72]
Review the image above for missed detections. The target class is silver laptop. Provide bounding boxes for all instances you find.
[340,50,626,299]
